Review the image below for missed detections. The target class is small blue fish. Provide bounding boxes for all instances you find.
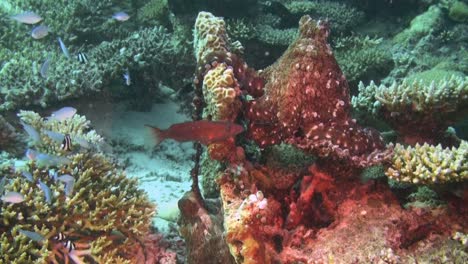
[123,70,131,86]
[38,180,52,204]
[48,169,58,182]
[18,229,45,242]
[21,171,34,182]
[26,149,38,160]
[26,149,71,168]
[20,122,40,143]
[31,25,49,39]
[11,11,42,24]
[1,191,25,203]
[58,174,74,183]
[40,58,50,78]
[74,136,91,149]
[57,37,70,59]
[112,11,130,21]
[39,154,71,167]
[64,180,75,197]
[0,177,6,194]
[48,106,77,121]
[44,130,65,143]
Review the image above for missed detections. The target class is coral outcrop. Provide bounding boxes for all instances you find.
[185,11,468,264]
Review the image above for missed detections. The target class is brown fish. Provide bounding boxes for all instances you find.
[145,120,244,145]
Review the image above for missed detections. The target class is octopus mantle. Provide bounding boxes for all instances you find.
[246,16,386,166]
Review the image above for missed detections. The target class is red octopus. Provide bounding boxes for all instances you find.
[245,17,387,167]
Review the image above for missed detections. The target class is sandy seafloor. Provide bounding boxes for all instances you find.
[76,98,195,234]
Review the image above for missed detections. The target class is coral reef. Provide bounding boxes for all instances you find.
[0,110,163,263]
[353,75,468,144]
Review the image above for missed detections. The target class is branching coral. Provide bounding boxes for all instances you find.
[17,110,103,154]
[353,75,468,144]
[0,25,191,112]
[386,141,468,184]
[284,1,365,34]
[334,35,393,84]
[226,19,256,42]
[254,25,298,46]
[0,111,156,263]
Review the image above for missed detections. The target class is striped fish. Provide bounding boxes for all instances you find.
[53,232,67,241]
[63,240,76,252]
[61,134,72,151]
[76,52,88,64]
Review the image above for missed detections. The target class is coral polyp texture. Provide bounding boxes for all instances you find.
[194,11,229,66]
[0,111,161,263]
[353,75,468,144]
[202,62,241,122]
[387,141,468,184]
[246,16,387,167]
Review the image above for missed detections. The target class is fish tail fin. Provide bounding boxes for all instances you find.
[145,125,164,145]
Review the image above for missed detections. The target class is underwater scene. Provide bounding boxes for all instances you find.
[0,0,467,263]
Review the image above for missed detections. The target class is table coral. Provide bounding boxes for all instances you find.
[284,0,365,34]
[353,75,468,144]
[0,111,158,263]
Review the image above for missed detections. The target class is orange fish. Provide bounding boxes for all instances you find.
[145,120,244,145]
